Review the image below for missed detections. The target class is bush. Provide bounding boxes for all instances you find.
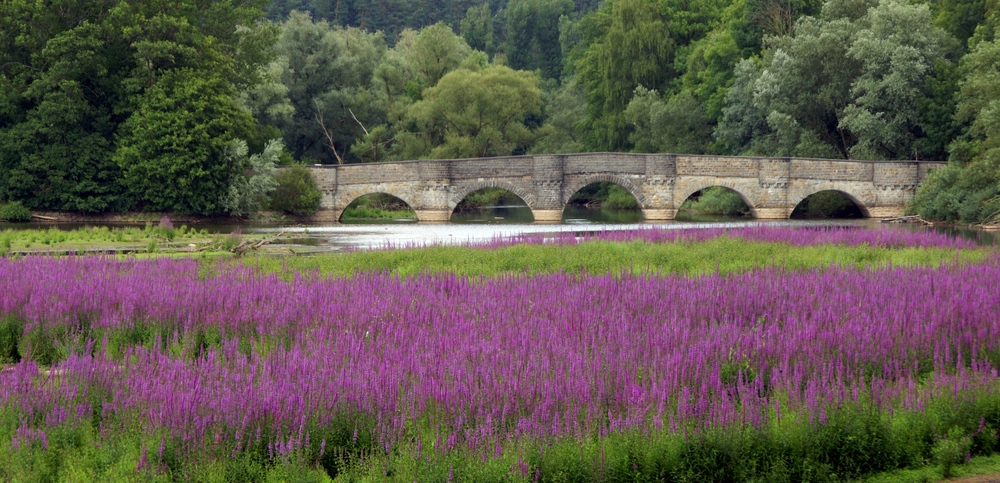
[271,166,321,216]
[0,201,32,222]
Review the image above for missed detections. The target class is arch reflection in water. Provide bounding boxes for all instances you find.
[563,182,643,223]
[451,187,534,224]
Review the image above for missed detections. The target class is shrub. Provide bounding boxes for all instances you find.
[271,165,321,216]
[0,201,32,222]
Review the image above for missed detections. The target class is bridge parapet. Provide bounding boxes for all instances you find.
[301,154,945,223]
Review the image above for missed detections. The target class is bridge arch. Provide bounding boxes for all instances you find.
[448,180,537,212]
[562,174,648,207]
[788,188,872,218]
[335,188,419,221]
[675,182,762,218]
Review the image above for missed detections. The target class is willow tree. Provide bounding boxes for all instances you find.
[392,65,542,159]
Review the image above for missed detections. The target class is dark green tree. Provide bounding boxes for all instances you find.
[504,0,573,79]
[115,70,256,214]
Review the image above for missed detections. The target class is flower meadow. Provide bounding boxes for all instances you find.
[0,227,999,481]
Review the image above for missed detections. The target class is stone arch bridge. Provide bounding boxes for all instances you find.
[305,153,944,222]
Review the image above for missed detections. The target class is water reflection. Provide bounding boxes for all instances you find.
[451,205,534,224]
[3,209,998,252]
[563,207,643,224]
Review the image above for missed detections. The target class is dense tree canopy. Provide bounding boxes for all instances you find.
[0,0,273,214]
[2,0,1000,222]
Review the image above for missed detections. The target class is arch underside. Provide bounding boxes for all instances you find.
[448,181,536,212]
[562,174,648,207]
[675,181,761,218]
[335,188,418,220]
[789,188,872,218]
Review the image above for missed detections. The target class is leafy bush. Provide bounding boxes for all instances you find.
[271,165,321,216]
[0,201,32,222]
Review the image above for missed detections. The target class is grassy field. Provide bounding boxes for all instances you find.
[246,236,991,279]
[0,223,270,256]
[1,227,999,482]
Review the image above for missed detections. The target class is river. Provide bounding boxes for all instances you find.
[3,207,996,252]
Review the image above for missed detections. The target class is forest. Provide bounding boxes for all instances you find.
[1,0,998,222]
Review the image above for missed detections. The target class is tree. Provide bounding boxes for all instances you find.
[716,0,957,160]
[531,77,587,153]
[913,15,1000,222]
[575,0,726,151]
[461,3,495,55]
[115,70,255,214]
[0,0,273,213]
[272,12,386,164]
[504,0,573,79]
[392,66,543,159]
[222,139,283,216]
[625,88,713,154]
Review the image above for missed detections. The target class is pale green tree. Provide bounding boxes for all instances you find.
[717,0,957,160]
[273,11,387,164]
[392,66,543,159]
[222,139,282,216]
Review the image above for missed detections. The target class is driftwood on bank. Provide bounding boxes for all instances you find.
[230,230,287,257]
[881,215,933,225]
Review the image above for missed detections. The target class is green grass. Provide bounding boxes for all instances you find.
[245,236,991,279]
[0,225,266,255]
[864,453,1000,482]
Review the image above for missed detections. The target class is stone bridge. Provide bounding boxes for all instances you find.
[305,153,945,222]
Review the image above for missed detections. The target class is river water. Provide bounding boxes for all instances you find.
[3,207,996,252]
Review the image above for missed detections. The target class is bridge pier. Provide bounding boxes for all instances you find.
[754,208,790,219]
[532,210,564,223]
[642,209,676,221]
[415,210,452,223]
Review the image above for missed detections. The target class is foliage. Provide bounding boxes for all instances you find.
[270,165,322,215]
[0,0,273,214]
[271,12,387,165]
[625,87,713,154]
[115,70,256,214]
[531,77,587,154]
[678,186,751,216]
[0,202,32,223]
[567,182,640,210]
[222,139,282,217]
[393,65,542,159]
[505,0,574,79]
[341,193,416,219]
[913,17,1000,223]
[460,3,496,55]
[717,0,957,160]
[454,188,528,212]
[575,0,681,151]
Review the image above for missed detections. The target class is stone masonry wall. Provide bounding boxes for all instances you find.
[302,154,945,222]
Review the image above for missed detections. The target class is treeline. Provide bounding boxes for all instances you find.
[2,0,999,222]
